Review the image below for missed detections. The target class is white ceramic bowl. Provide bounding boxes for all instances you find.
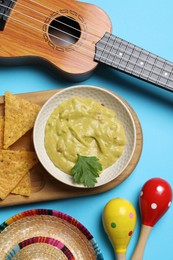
[33,85,136,188]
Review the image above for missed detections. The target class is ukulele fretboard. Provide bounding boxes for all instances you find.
[95,32,173,92]
[0,0,17,31]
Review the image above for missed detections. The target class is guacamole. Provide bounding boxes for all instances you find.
[44,97,126,173]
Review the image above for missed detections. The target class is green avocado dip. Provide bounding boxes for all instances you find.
[44,97,126,174]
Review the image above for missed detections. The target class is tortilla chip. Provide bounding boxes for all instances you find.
[0,116,4,149]
[0,150,38,200]
[11,172,31,196]
[3,91,40,149]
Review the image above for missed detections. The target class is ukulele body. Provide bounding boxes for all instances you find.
[0,0,112,80]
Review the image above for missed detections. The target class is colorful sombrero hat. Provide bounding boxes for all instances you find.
[0,209,103,260]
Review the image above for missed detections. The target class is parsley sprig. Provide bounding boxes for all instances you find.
[71,154,102,188]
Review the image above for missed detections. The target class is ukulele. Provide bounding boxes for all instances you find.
[0,0,173,92]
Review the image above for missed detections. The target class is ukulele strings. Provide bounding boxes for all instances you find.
[0,2,83,43]
[25,0,172,78]
[0,1,142,66]
[0,1,171,79]
[5,0,88,40]
[0,0,148,62]
[22,0,104,38]
[0,8,94,59]
[1,0,134,65]
[0,0,109,54]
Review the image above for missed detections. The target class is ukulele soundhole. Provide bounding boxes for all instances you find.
[48,16,81,47]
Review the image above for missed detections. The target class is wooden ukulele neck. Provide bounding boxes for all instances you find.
[95,32,173,92]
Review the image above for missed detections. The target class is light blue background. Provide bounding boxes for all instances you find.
[0,0,173,259]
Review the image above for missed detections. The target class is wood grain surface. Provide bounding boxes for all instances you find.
[0,0,112,80]
[0,89,143,207]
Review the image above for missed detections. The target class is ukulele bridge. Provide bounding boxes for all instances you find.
[0,0,16,31]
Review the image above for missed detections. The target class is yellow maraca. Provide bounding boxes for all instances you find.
[103,198,137,260]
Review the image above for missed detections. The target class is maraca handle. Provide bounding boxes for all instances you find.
[132,225,152,260]
[116,253,126,260]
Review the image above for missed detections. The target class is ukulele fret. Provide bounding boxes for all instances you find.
[0,0,16,31]
[125,46,145,75]
[95,32,118,64]
[106,35,129,67]
[157,62,173,88]
[95,32,173,91]
[119,45,138,71]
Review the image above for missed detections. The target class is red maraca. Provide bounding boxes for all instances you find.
[132,178,172,260]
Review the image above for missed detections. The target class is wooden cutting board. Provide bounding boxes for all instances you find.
[0,89,143,207]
